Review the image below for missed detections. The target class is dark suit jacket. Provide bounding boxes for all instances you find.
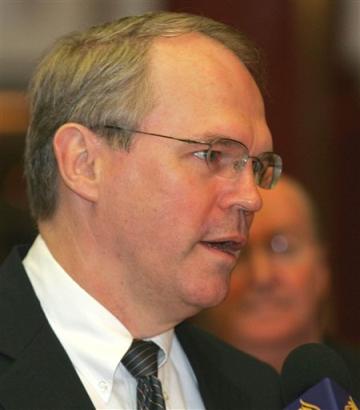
[0,246,283,409]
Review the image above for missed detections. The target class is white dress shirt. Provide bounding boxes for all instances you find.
[23,236,205,410]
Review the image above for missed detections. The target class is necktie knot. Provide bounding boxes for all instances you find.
[122,339,166,409]
[122,339,160,379]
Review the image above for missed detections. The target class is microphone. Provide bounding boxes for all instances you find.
[281,343,359,409]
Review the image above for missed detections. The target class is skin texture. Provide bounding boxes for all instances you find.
[39,33,273,338]
[193,176,330,371]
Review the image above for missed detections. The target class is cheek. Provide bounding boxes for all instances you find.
[105,164,216,251]
[99,147,227,269]
[220,271,251,319]
[282,261,323,316]
[227,271,248,302]
[136,165,219,233]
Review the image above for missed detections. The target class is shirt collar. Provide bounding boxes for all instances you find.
[147,329,174,368]
[23,235,173,402]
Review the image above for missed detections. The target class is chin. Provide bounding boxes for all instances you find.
[193,288,229,311]
[182,273,230,311]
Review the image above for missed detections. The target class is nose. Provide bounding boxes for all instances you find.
[218,163,263,214]
[248,249,275,288]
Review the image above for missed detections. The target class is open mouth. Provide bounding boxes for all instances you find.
[201,240,242,257]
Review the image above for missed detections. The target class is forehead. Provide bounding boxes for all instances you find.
[143,33,271,151]
[250,182,315,240]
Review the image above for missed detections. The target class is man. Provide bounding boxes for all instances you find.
[192,175,360,399]
[0,12,283,410]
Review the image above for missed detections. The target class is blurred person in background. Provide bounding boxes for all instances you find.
[0,92,35,261]
[192,174,360,398]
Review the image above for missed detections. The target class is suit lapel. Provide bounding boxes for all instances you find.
[0,247,95,410]
[176,322,248,410]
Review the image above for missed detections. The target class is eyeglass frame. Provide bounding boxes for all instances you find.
[100,124,282,189]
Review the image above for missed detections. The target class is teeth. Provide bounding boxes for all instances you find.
[213,242,230,250]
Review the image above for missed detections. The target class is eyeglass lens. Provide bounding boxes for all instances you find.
[206,140,282,189]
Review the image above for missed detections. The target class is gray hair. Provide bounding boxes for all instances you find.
[25,11,264,220]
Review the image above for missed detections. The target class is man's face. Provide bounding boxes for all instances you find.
[96,33,273,328]
[208,179,329,346]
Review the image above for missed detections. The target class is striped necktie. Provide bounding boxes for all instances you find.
[122,339,166,410]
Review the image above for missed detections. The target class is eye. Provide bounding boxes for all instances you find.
[270,234,289,254]
[193,148,224,173]
[269,234,303,257]
[193,150,210,161]
[193,148,223,164]
[207,149,223,163]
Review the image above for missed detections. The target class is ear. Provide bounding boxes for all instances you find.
[53,123,102,203]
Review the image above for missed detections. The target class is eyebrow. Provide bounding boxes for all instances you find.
[196,132,249,147]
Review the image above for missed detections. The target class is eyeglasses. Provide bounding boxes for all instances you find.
[103,125,282,189]
[238,234,309,262]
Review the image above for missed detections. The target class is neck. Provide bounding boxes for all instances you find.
[38,208,178,339]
